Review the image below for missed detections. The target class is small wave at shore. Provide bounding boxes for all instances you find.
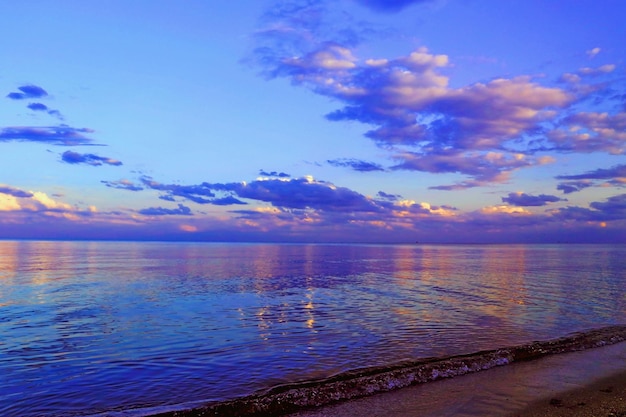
[99,325,626,417]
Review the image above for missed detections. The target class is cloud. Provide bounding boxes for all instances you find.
[140,176,217,204]
[376,191,401,200]
[0,185,34,198]
[249,0,384,80]
[259,170,291,178]
[138,204,193,216]
[547,112,626,155]
[554,194,626,223]
[327,158,385,172]
[556,180,593,194]
[228,176,382,211]
[578,64,616,76]
[0,125,96,146]
[6,85,48,100]
[501,192,564,207]
[26,102,64,120]
[253,34,578,185]
[27,102,49,111]
[589,193,626,217]
[101,179,144,191]
[554,164,626,194]
[210,196,248,206]
[0,185,97,222]
[586,47,601,58]
[140,175,388,212]
[250,6,626,189]
[354,0,434,12]
[556,164,626,181]
[61,150,122,166]
[392,150,551,189]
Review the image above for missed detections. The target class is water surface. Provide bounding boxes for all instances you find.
[0,241,624,416]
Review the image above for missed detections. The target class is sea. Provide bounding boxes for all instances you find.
[0,241,624,416]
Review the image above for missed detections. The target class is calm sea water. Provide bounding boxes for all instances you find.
[1,241,624,416]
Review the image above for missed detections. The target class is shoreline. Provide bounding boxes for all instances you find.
[141,325,626,417]
[288,339,626,417]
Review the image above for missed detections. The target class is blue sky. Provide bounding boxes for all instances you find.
[1,0,625,243]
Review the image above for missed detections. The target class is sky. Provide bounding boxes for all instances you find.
[1,0,625,243]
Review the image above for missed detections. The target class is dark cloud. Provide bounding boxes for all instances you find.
[6,85,48,100]
[141,176,383,212]
[259,170,291,178]
[61,150,122,166]
[502,192,564,207]
[225,177,381,211]
[429,180,484,191]
[101,180,143,191]
[589,194,626,217]
[0,185,33,198]
[556,180,593,194]
[26,102,64,120]
[355,0,434,12]
[555,194,626,222]
[138,204,193,216]
[0,125,96,146]
[327,158,385,172]
[556,164,626,181]
[211,196,248,206]
[27,102,49,111]
[391,149,538,186]
[47,110,64,120]
[377,191,401,200]
[140,176,216,204]
[554,164,626,193]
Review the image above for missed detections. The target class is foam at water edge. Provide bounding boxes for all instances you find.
[117,325,626,417]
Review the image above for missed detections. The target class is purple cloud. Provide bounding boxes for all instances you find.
[547,111,626,154]
[141,177,218,204]
[101,179,143,191]
[555,194,626,222]
[556,180,593,194]
[226,177,381,211]
[251,32,577,185]
[259,170,291,178]
[6,85,48,100]
[27,102,49,111]
[140,176,385,212]
[138,204,193,216]
[556,164,626,181]
[377,191,401,200]
[327,158,385,172]
[502,192,564,207]
[62,151,122,166]
[0,185,34,198]
[26,102,64,120]
[354,0,433,12]
[589,194,626,217]
[250,6,626,189]
[0,125,96,146]
[210,196,247,206]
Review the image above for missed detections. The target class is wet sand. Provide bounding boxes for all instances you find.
[286,341,626,417]
[514,370,626,416]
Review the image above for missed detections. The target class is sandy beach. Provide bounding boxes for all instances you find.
[286,341,626,417]
[513,370,626,416]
